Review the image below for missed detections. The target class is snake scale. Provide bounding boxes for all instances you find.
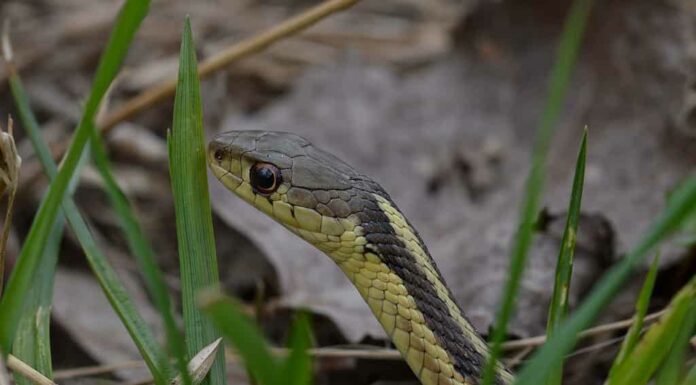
[208,131,514,385]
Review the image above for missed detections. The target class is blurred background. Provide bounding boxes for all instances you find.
[0,0,694,384]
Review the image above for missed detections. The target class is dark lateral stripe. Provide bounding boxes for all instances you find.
[357,203,505,385]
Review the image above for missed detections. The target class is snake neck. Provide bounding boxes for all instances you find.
[316,192,513,385]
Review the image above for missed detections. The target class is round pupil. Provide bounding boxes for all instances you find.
[253,166,275,190]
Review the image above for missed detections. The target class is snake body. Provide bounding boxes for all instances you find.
[208,131,513,385]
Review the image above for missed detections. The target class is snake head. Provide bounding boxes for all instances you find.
[208,130,365,239]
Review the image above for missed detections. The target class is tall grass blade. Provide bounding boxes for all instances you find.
[90,131,187,384]
[514,178,696,385]
[481,0,594,383]
[282,313,313,385]
[0,0,151,354]
[544,129,587,385]
[608,253,659,379]
[199,291,282,385]
[655,300,696,385]
[606,276,696,385]
[169,18,225,385]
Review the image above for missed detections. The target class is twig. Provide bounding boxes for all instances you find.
[504,346,534,368]
[0,355,10,385]
[53,360,144,380]
[501,308,666,350]
[565,335,627,359]
[97,0,359,135]
[6,355,57,385]
[52,308,669,379]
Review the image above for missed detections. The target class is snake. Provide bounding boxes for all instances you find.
[208,131,514,385]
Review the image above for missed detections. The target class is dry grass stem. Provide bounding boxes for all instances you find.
[504,346,534,368]
[53,360,144,380]
[97,0,360,135]
[0,356,9,385]
[6,355,57,385]
[501,308,667,350]
[1,21,12,65]
[51,308,668,380]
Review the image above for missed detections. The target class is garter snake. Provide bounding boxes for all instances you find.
[208,131,514,385]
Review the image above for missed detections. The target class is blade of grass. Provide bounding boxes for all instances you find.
[169,18,225,385]
[514,177,696,385]
[11,217,61,385]
[89,130,188,385]
[681,363,696,385]
[282,313,313,385]
[481,0,594,383]
[544,129,587,385]
[606,276,696,385]
[0,0,151,353]
[607,253,660,379]
[198,291,282,385]
[655,299,696,385]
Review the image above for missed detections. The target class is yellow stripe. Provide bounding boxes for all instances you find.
[373,195,490,356]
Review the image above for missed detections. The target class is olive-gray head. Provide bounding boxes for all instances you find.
[207,131,384,247]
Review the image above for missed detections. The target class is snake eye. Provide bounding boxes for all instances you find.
[214,149,224,162]
[250,162,281,194]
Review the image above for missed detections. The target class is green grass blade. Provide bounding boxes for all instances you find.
[681,363,696,385]
[282,313,313,385]
[4,4,169,380]
[481,1,594,383]
[514,178,696,385]
[11,215,61,385]
[199,291,282,385]
[169,18,225,385]
[90,130,188,385]
[672,179,696,247]
[608,253,660,379]
[0,0,150,354]
[544,129,587,385]
[606,276,696,385]
[655,293,696,385]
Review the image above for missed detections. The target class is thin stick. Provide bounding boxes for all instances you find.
[52,308,669,379]
[98,0,359,135]
[0,355,10,385]
[53,360,144,380]
[501,308,666,350]
[505,346,534,368]
[6,355,57,385]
